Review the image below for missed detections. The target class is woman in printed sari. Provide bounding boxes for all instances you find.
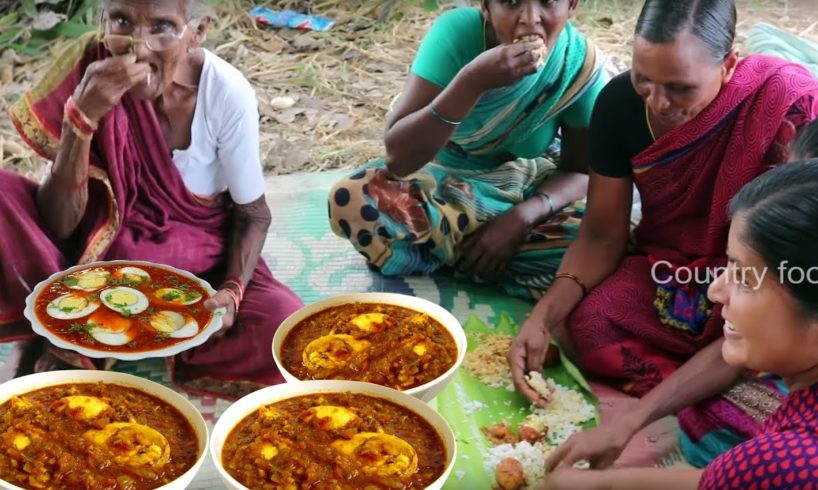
[510,0,818,468]
[328,0,607,298]
[0,0,302,397]
[543,160,818,490]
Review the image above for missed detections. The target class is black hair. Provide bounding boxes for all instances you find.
[730,160,818,318]
[635,0,737,63]
[791,120,818,162]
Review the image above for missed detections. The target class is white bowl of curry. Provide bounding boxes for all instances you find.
[272,293,467,402]
[0,370,208,490]
[210,380,457,490]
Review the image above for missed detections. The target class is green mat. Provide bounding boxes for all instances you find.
[3,171,679,488]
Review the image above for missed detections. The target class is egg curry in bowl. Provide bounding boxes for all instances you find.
[281,303,458,390]
[221,392,447,489]
[0,383,198,489]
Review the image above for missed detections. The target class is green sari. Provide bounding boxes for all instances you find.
[328,9,606,298]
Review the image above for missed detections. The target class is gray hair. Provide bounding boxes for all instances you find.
[101,0,212,20]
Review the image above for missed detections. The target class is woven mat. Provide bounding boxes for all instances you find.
[0,171,686,489]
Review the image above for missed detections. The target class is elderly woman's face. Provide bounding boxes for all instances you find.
[708,216,818,376]
[104,0,196,99]
[483,0,577,51]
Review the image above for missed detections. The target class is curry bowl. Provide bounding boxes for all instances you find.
[0,370,208,490]
[210,380,457,490]
[272,293,467,402]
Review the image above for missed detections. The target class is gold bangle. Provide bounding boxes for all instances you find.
[554,272,587,297]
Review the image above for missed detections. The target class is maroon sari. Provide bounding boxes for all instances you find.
[1,35,302,398]
[567,55,818,461]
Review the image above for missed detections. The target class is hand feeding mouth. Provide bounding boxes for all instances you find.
[514,34,547,68]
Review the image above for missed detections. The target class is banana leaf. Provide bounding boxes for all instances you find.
[429,314,599,489]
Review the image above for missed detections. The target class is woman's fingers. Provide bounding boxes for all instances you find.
[545,440,574,472]
[204,290,237,335]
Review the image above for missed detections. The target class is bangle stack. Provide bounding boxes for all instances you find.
[64,96,97,141]
[220,276,246,313]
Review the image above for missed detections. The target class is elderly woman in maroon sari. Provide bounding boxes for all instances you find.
[510,0,818,469]
[0,0,302,397]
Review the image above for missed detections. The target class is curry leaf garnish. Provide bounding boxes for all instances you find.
[62,276,79,287]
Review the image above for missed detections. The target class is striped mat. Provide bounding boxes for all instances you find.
[1,171,687,489]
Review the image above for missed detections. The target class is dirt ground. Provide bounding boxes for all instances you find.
[1,0,816,182]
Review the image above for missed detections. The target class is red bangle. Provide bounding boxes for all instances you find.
[64,97,97,138]
[222,287,241,313]
[222,276,245,302]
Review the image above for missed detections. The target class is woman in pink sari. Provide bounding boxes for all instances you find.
[510,0,818,469]
[0,0,302,397]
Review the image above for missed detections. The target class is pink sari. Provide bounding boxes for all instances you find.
[567,55,818,464]
[1,35,302,398]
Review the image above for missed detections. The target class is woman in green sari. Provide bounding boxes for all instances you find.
[328,0,607,298]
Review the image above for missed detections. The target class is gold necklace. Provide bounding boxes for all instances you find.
[645,103,657,142]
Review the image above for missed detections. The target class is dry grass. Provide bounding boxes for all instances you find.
[1,0,816,181]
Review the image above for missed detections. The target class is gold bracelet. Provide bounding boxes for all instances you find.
[554,272,587,297]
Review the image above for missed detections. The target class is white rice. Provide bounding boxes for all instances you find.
[523,381,596,446]
[484,441,552,489]
[482,379,596,488]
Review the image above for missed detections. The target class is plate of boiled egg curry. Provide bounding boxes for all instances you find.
[23,260,225,360]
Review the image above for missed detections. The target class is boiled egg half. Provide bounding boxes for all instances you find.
[331,432,418,478]
[112,266,151,285]
[350,313,391,334]
[302,334,370,372]
[64,269,110,292]
[83,422,170,467]
[86,310,134,346]
[300,405,359,430]
[149,311,199,339]
[46,293,100,320]
[53,395,111,420]
[154,287,202,306]
[100,287,149,316]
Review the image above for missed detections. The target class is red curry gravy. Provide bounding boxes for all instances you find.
[222,393,448,489]
[0,383,199,490]
[33,263,213,353]
[281,303,458,390]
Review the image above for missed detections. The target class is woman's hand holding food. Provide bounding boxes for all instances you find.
[509,307,554,407]
[73,54,150,123]
[545,422,637,472]
[465,38,546,91]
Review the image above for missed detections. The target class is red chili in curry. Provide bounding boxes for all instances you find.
[281,303,458,390]
[222,393,448,489]
[0,383,198,489]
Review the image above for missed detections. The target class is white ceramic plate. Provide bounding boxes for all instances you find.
[0,370,208,490]
[272,292,467,402]
[210,380,457,490]
[23,260,226,361]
